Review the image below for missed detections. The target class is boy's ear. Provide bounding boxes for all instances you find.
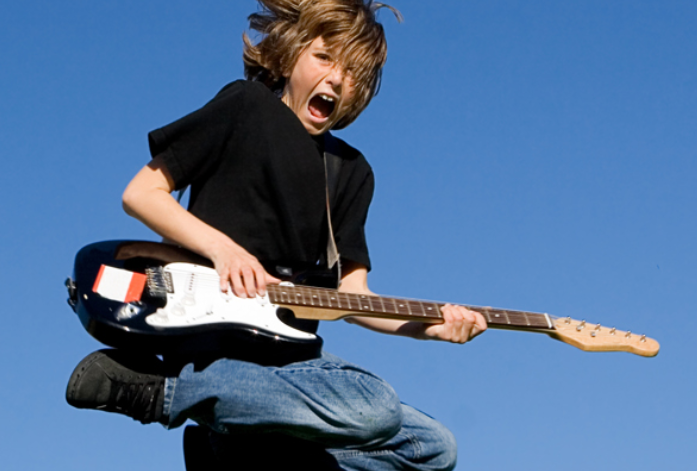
[282,62,295,78]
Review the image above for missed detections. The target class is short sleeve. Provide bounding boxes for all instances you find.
[147,81,251,190]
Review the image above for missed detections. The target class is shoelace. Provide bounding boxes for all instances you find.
[110,375,163,424]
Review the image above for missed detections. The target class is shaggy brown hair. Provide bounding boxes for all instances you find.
[243,0,401,129]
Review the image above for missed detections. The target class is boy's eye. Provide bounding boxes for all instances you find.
[315,53,332,63]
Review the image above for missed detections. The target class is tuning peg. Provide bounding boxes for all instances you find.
[576,320,586,331]
[610,327,616,335]
[595,324,601,330]
[625,331,632,338]
[640,334,647,343]
[564,317,571,324]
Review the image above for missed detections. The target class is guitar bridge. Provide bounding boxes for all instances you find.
[146,267,173,299]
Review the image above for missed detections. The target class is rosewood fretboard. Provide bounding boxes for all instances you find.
[267,284,554,331]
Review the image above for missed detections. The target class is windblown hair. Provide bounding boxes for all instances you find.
[243,0,401,129]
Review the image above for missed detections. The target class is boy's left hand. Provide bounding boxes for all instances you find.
[421,304,488,343]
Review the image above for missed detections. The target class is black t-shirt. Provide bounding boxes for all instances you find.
[148,80,374,272]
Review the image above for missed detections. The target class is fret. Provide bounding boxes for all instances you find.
[389,298,406,316]
[511,310,530,327]
[407,300,425,317]
[368,295,378,313]
[487,308,510,325]
[506,310,523,325]
[528,313,552,329]
[343,292,356,310]
[280,288,290,305]
[516,311,529,325]
[339,292,352,309]
[502,309,512,325]
[421,302,441,319]
[358,294,374,312]
[309,288,320,307]
[378,296,387,313]
[352,293,364,311]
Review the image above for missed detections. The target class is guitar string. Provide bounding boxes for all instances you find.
[155,269,554,326]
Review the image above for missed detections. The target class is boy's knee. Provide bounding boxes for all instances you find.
[435,425,458,470]
[350,378,403,444]
[399,405,457,470]
[366,396,403,441]
[422,419,458,471]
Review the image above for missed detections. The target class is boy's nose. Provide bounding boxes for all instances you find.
[326,66,347,88]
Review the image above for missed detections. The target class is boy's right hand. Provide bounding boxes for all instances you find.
[208,239,281,299]
[123,157,280,299]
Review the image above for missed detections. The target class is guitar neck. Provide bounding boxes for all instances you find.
[267,284,554,331]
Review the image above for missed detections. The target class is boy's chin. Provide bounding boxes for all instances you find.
[304,119,332,135]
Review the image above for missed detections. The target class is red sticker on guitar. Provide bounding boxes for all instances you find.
[93,265,147,303]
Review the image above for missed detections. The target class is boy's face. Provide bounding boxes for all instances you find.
[282,37,355,135]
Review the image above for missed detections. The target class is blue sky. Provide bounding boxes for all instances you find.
[1,1,695,469]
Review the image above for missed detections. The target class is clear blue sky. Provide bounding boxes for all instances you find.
[2,1,695,469]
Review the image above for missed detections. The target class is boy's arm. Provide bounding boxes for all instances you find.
[339,262,487,343]
[122,156,279,298]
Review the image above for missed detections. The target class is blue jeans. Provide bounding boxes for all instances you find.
[164,352,457,471]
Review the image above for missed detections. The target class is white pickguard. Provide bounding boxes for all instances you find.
[145,263,315,340]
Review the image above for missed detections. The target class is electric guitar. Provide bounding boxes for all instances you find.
[66,240,660,365]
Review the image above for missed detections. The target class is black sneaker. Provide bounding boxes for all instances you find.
[66,349,167,425]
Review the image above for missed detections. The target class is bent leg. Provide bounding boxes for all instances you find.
[328,404,458,471]
[165,352,403,449]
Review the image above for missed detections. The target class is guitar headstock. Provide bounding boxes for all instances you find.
[549,317,659,357]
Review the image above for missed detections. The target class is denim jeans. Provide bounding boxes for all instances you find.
[164,352,457,471]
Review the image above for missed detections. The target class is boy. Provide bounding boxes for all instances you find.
[67,1,487,469]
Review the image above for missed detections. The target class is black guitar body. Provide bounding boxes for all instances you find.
[67,240,329,368]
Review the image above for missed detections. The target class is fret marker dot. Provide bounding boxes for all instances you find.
[313,295,317,298]
[399,304,404,307]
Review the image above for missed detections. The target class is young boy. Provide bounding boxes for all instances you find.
[67,1,487,469]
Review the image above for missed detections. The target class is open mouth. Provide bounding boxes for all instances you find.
[308,93,336,120]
